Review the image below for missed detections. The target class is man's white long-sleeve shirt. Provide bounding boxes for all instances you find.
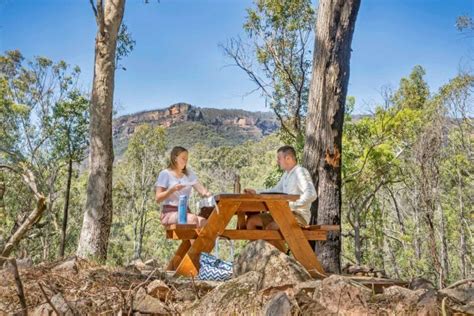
[261,165,317,224]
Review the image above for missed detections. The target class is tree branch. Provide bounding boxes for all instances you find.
[89,0,98,17]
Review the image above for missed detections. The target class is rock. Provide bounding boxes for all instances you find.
[124,264,142,275]
[375,285,438,315]
[130,259,147,270]
[127,259,156,273]
[144,258,158,267]
[439,279,474,314]
[263,292,292,316]
[408,277,435,290]
[52,258,78,274]
[294,280,322,297]
[184,271,263,315]
[133,287,172,315]
[314,275,373,315]
[294,290,328,315]
[439,279,474,304]
[343,264,386,278]
[416,290,439,316]
[16,257,33,268]
[170,279,220,303]
[233,240,311,289]
[33,293,75,316]
[147,280,172,301]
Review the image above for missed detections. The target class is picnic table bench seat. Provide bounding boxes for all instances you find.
[165,224,340,241]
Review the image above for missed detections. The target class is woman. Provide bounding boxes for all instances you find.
[155,146,211,227]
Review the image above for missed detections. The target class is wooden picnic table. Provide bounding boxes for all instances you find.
[166,194,336,278]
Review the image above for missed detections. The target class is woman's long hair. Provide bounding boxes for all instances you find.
[168,146,188,175]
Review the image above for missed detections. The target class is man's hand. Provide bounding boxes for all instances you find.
[243,188,257,194]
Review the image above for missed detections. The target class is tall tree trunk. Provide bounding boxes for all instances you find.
[387,239,401,279]
[133,219,141,260]
[412,196,422,261]
[77,0,125,261]
[59,158,73,257]
[458,172,468,279]
[439,203,449,284]
[303,0,361,274]
[354,208,362,265]
[0,172,5,244]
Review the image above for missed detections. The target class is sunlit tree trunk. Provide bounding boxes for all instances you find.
[59,157,73,257]
[303,0,361,273]
[77,0,125,261]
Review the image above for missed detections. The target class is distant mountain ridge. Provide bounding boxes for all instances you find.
[113,102,280,155]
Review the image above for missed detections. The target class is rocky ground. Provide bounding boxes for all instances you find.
[0,241,472,315]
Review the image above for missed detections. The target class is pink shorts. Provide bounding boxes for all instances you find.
[160,205,206,227]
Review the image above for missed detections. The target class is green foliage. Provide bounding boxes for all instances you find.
[393,65,430,110]
[116,23,136,71]
[51,91,89,162]
[224,0,315,146]
[112,124,167,261]
[341,66,473,285]
[0,50,89,261]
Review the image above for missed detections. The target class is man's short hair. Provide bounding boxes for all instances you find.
[277,145,297,161]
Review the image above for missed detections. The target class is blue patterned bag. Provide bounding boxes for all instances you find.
[197,252,233,281]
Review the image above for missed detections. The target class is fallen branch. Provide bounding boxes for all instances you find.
[38,282,62,316]
[0,196,47,266]
[190,275,201,299]
[444,278,473,290]
[9,258,28,315]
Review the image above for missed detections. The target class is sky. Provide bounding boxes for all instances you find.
[0,0,473,115]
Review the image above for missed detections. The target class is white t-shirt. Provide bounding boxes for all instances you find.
[155,168,198,206]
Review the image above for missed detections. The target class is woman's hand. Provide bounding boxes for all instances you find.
[170,183,185,193]
[193,181,212,197]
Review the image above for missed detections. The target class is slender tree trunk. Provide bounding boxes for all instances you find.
[439,203,449,284]
[77,0,125,261]
[303,0,361,274]
[0,172,5,245]
[42,235,50,260]
[388,242,401,279]
[354,209,362,265]
[134,213,145,260]
[133,218,140,260]
[59,158,73,257]
[413,196,422,261]
[457,171,467,279]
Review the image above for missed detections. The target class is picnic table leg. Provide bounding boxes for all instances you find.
[174,201,241,277]
[266,201,326,278]
[167,240,191,271]
[237,213,246,229]
[268,240,287,253]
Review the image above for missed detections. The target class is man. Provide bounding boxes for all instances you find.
[244,145,317,229]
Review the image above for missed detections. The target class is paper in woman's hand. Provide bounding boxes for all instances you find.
[179,180,197,187]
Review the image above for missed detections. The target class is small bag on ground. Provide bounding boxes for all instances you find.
[198,237,234,281]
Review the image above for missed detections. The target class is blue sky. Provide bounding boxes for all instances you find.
[0,0,472,115]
